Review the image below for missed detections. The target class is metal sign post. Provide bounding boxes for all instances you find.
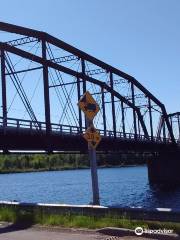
[87,119,100,205]
[78,91,101,205]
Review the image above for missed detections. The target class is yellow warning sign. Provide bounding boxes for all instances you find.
[78,91,100,120]
[83,125,101,149]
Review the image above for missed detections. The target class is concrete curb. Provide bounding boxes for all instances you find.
[1,201,180,222]
[98,227,180,239]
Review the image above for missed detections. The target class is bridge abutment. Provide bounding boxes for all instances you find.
[148,150,180,185]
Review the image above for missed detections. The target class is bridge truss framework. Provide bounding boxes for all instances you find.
[0,22,178,153]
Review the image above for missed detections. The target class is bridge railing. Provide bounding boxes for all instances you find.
[0,117,176,143]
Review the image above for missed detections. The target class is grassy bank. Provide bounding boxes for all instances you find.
[0,207,180,234]
[0,153,149,174]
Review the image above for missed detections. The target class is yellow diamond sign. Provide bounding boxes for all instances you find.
[83,125,101,149]
[78,91,100,120]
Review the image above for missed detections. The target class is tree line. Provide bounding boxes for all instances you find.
[0,153,150,173]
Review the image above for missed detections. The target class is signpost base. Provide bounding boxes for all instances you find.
[88,142,100,205]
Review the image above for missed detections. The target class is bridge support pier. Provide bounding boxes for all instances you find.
[148,150,180,185]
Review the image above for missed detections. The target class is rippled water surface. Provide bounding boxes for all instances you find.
[0,166,180,209]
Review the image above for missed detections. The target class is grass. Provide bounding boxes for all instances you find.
[37,214,146,229]
[0,208,17,222]
[0,207,179,234]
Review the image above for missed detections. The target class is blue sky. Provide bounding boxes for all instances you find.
[0,0,179,113]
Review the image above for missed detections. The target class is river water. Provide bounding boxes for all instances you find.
[0,165,180,209]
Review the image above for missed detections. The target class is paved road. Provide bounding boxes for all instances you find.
[0,223,163,240]
[0,229,159,240]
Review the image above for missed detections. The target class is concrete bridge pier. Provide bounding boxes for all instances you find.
[148,150,180,185]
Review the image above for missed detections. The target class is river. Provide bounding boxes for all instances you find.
[0,165,180,209]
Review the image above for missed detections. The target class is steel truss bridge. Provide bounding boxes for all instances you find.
[0,22,179,153]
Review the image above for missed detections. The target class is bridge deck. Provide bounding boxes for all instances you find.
[0,117,178,153]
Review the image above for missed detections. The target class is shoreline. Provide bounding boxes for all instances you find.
[0,164,145,174]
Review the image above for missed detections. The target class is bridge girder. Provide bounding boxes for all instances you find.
[0,21,176,148]
[0,41,149,139]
